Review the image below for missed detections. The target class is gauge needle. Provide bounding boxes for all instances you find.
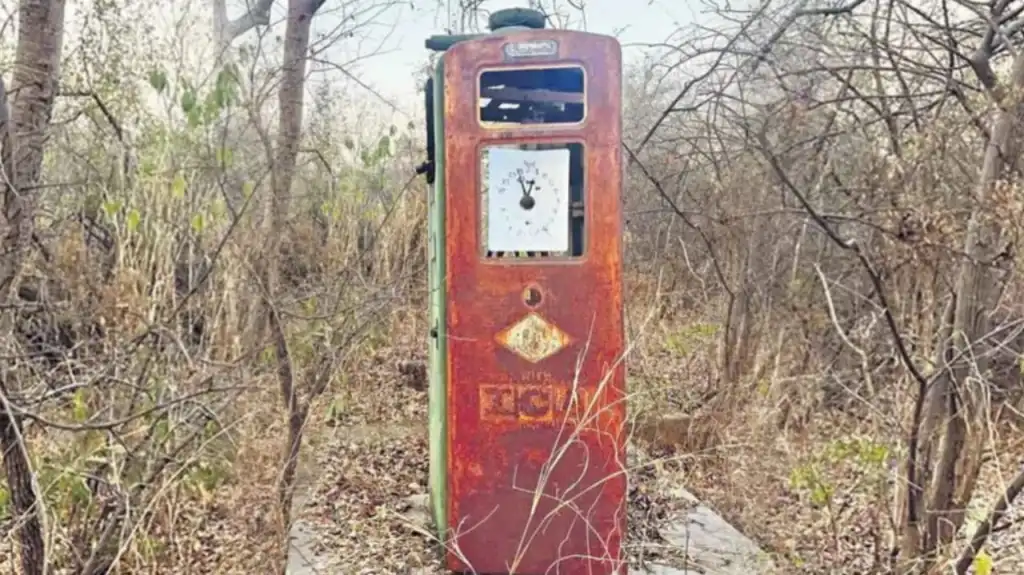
[517,174,537,210]
[517,173,536,197]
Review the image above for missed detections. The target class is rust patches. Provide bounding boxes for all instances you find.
[495,311,571,363]
[443,28,626,575]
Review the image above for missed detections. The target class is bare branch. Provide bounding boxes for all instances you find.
[216,0,275,43]
[954,467,1024,573]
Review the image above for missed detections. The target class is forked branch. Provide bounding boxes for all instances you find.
[214,0,332,44]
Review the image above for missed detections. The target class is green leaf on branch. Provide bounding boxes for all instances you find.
[215,147,233,167]
[213,66,239,109]
[102,200,122,218]
[71,388,89,423]
[126,209,141,232]
[172,173,187,198]
[974,551,993,575]
[148,69,168,93]
[187,107,203,128]
[181,88,197,114]
[376,135,391,160]
[210,198,227,221]
[0,486,10,519]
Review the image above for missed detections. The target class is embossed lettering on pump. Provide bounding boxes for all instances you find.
[479,383,594,424]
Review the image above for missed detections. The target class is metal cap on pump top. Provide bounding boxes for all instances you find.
[488,8,546,32]
[425,7,546,51]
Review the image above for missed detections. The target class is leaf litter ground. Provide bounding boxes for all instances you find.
[295,331,1024,574]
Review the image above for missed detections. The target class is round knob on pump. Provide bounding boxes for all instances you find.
[488,8,546,32]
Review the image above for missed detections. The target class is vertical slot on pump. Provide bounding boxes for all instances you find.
[417,77,436,183]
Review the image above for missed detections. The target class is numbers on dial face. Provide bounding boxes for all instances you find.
[495,160,562,239]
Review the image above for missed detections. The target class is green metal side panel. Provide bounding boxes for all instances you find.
[427,58,448,542]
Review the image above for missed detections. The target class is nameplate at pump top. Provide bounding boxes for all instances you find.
[503,39,559,60]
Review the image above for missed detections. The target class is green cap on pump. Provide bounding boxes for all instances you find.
[488,8,546,32]
[426,7,546,52]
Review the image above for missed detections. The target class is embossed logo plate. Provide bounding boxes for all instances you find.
[495,312,571,363]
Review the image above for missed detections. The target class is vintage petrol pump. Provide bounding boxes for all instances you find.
[419,8,626,573]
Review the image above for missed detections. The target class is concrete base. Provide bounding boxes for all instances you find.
[645,487,775,574]
[286,494,324,574]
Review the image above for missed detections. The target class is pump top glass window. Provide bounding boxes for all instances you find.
[478,65,585,126]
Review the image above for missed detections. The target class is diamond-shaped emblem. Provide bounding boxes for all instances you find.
[495,312,571,363]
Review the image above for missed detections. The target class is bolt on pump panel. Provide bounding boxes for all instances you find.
[436,19,626,575]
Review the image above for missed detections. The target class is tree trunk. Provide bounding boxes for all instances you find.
[0,2,68,573]
[2,0,66,293]
[0,409,46,575]
[272,0,315,221]
[901,49,1024,574]
[204,1,323,570]
[265,2,318,571]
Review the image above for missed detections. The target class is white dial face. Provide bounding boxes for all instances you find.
[485,147,570,253]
